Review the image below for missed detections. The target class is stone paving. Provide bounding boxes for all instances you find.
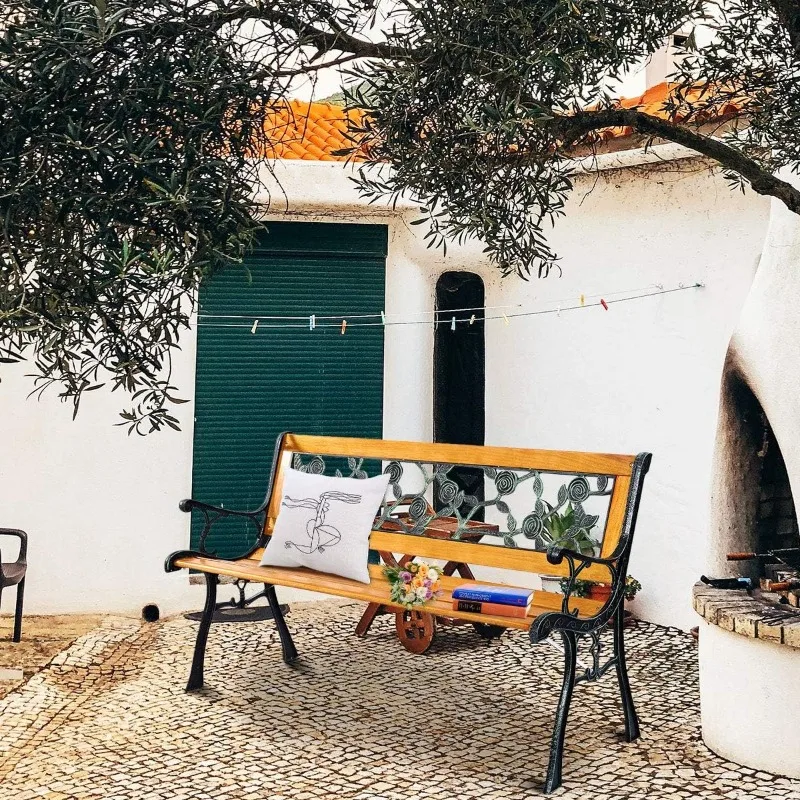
[0,601,799,800]
[0,615,104,700]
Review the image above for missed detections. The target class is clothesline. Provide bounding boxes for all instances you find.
[194,281,704,330]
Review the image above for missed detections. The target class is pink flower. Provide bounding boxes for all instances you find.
[423,578,432,587]
[399,571,412,583]
[425,589,433,600]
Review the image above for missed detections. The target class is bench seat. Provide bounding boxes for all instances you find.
[174,554,605,631]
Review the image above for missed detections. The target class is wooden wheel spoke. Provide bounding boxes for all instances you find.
[395,609,436,654]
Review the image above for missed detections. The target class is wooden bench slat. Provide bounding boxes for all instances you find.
[251,527,617,583]
[174,556,604,631]
[366,531,616,582]
[281,434,637,476]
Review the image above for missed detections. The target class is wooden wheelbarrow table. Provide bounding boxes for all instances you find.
[355,512,502,653]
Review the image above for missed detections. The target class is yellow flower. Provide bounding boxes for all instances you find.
[417,564,429,578]
[430,581,440,593]
[409,563,419,574]
[412,576,423,588]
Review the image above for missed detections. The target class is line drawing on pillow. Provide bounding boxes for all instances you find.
[282,491,362,554]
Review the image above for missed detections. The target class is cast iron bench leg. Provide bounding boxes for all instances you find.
[187,573,218,691]
[544,630,578,794]
[265,584,298,664]
[13,577,25,643]
[613,604,640,741]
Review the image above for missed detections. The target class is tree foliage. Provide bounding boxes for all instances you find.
[2,0,800,429]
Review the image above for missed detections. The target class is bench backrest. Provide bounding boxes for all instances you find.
[259,434,651,583]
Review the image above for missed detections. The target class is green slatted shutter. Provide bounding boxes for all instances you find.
[190,222,388,557]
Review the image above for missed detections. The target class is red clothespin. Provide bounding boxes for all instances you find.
[600,298,609,311]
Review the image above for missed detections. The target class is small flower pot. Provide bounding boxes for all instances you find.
[588,583,612,603]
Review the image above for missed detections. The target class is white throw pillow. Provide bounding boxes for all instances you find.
[260,467,390,583]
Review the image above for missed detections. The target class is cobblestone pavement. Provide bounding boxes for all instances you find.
[0,615,104,700]
[1,601,798,800]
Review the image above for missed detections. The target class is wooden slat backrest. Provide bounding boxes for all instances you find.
[263,434,638,583]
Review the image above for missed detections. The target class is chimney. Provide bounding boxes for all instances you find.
[645,31,691,89]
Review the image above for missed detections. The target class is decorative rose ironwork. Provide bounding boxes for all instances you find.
[290,453,614,554]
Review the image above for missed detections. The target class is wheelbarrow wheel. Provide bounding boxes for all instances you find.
[395,609,436,654]
[472,622,506,640]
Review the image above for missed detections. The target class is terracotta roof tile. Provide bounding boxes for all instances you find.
[263,84,746,161]
[262,100,364,161]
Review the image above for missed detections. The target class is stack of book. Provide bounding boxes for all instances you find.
[451,584,533,618]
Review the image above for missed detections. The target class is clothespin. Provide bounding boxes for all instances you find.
[451,316,456,331]
[341,319,347,335]
[469,314,476,325]
[251,319,259,334]
[380,310,386,325]
[557,306,561,317]
[502,313,509,326]
[309,314,316,331]
[580,294,585,306]
[600,298,609,311]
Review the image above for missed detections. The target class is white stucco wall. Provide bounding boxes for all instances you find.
[0,156,770,628]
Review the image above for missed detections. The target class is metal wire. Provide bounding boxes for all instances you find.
[195,282,704,329]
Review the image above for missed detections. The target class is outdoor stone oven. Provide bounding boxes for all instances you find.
[712,357,800,577]
[698,173,800,780]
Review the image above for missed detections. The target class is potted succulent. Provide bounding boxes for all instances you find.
[562,574,641,602]
[559,575,642,626]
[539,502,599,593]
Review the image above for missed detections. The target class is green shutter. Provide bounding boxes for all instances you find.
[190,222,388,557]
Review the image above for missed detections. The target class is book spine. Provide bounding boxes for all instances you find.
[453,600,529,619]
[451,589,530,606]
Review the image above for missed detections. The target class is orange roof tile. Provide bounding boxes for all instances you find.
[593,81,747,142]
[264,84,746,161]
[262,100,365,161]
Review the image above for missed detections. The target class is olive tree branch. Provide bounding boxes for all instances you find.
[197,4,413,59]
[554,108,800,213]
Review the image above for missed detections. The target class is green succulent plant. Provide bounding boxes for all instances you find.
[542,501,599,556]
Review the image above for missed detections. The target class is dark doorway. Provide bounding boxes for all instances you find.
[433,272,485,515]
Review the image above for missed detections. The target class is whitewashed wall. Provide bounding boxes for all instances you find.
[0,156,769,629]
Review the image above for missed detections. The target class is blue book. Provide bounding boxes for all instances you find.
[451,584,533,606]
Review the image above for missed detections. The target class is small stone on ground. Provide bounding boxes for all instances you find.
[0,601,798,799]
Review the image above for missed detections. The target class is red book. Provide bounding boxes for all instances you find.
[452,599,531,619]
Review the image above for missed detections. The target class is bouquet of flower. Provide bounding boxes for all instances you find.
[384,560,442,609]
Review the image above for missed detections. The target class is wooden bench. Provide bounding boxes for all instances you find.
[166,434,651,793]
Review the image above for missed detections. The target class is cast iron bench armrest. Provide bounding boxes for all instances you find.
[529,545,625,643]
[167,498,268,569]
[0,528,28,567]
